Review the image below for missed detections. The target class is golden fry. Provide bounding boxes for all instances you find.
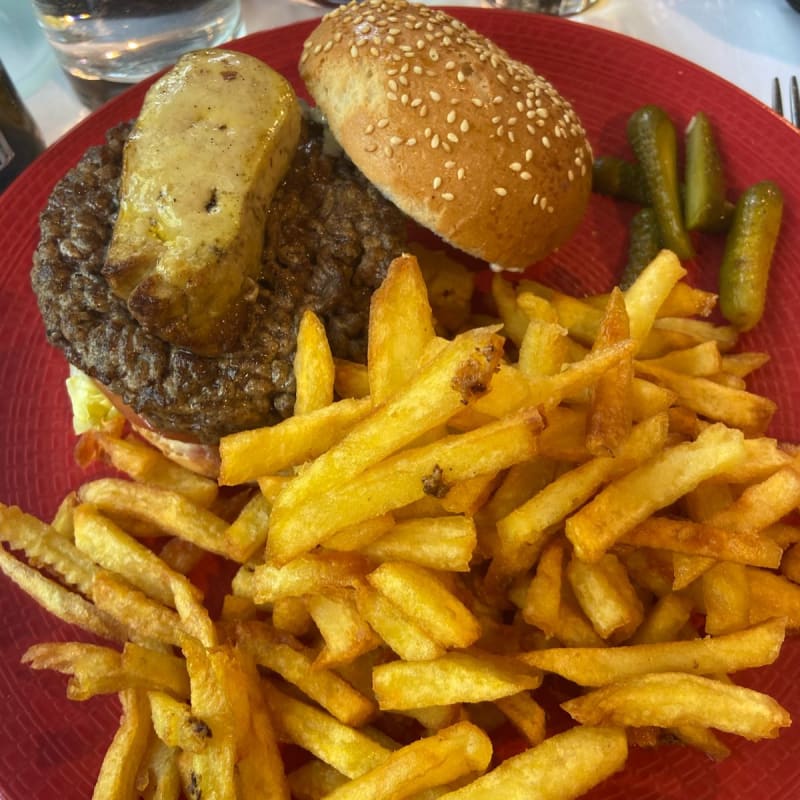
[566,423,746,561]
[373,651,541,710]
[323,721,492,800]
[294,309,335,416]
[520,618,785,685]
[562,672,791,740]
[436,725,627,800]
[92,689,152,800]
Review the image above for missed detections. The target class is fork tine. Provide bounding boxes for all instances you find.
[772,77,784,116]
[790,76,800,127]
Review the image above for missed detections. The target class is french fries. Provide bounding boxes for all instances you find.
[435,725,628,799]
[562,673,790,740]
[520,617,786,685]
[3,248,800,800]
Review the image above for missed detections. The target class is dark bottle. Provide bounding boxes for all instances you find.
[0,60,46,194]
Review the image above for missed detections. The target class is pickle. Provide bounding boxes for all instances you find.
[684,111,730,233]
[626,105,694,260]
[719,181,783,332]
[592,155,649,205]
[620,207,662,290]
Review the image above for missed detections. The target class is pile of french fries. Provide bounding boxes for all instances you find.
[3,246,800,799]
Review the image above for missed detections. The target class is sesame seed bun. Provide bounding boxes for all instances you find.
[299,0,593,271]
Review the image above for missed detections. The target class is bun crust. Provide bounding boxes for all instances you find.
[300,0,593,270]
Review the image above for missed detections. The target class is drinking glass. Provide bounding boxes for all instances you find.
[485,0,599,14]
[31,1,243,84]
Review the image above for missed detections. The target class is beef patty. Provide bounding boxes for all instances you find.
[31,119,407,444]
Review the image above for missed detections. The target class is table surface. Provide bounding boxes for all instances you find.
[1,0,799,146]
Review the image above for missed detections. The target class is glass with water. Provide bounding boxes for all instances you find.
[486,0,599,13]
[31,0,243,85]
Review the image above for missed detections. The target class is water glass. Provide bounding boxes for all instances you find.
[31,1,243,85]
[486,0,599,14]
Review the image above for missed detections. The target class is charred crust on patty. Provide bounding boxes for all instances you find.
[31,119,407,445]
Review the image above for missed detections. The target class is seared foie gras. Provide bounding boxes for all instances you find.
[103,49,302,355]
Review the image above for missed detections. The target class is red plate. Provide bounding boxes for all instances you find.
[2,8,800,799]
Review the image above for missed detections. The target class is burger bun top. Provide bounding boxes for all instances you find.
[300,0,593,271]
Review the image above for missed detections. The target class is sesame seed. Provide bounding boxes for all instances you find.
[433,176,442,189]
[431,133,440,148]
[494,187,508,196]
[460,120,470,133]
[447,132,459,143]
[510,162,522,172]
[457,168,465,180]
[429,90,441,101]
[447,109,457,123]
[442,192,454,201]
[542,136,551,148]
[377,118,390,128]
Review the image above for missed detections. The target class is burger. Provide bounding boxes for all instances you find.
[30,0,592,478]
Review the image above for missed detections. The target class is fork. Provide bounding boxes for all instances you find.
[772,76,800,127]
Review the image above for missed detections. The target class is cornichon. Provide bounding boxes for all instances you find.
[684,111,730,233]
[627,105,694,260]
[620,207,662,290]
[592,155,650,205]
[719,180,783,332]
